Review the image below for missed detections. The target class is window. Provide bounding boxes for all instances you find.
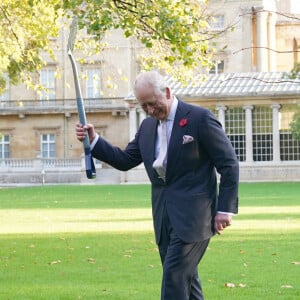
[0,134,10,159]
[279,105,300,161]
[280,133,300,160]
[40,69,55,100]
[225,107,246,161]
[252,106,273,161]
[41,134,56,158]
[0,74,9,101]
[209,15,225,30]
[86,69,101,98]
[209,60,224,74]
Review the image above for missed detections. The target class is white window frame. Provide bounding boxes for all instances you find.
[0,134,10,159]
[279,105,300,161]
[86,68,101,99]
[40,69,55,100]
[41,134,56,158]
[209,60,224,74]
[209,15,225,30]
[252,106,273,162]
[225,107,246,162]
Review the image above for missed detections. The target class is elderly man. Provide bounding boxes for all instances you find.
[76,70,239,300]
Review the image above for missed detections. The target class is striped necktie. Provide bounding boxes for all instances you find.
[153,120,168,180]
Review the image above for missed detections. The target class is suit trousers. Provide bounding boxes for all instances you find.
[158,209,210,300]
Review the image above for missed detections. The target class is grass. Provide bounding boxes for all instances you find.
[0,182,299,299]
[1,233,160,300]
[0,182,299,209]
[0,184,151,209]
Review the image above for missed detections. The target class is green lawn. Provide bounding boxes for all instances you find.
[0,183,299,299]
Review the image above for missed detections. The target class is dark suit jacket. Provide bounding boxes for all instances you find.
[92,100,239,244]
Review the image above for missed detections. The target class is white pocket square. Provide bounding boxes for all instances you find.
[182,135,194,144]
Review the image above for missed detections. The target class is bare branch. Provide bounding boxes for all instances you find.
[240,8,300,22]
[233,46,300,55]
[221,76,300,85]
[195,22,237,42]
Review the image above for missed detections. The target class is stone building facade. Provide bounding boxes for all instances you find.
[0,0,299,184]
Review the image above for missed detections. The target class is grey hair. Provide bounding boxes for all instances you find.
[133,70,168,96]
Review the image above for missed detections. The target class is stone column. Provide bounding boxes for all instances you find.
[243,105,254,162]
[216,105,227,130]
[241,7,254,70]
[256,8,269,71]
[268,12,277,71]
[137,108,147,126]
[124,97,139,141]
[128,106,137,141]
[271,104,281,162]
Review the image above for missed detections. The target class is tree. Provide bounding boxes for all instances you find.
[290,105,300,140]
[285,63,300,140]
[230,8,300,141]
[0,0,62,93]
[0,0,213,93]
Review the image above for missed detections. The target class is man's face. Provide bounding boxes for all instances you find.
[136,85,172,121]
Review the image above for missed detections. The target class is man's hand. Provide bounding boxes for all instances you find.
[214,213,232,235]
[76,122,96,143]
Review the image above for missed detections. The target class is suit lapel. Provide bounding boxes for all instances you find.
[141,117,158,163]
[150,118,159,161]
[166,100,191,176]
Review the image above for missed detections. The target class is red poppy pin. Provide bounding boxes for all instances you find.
[179,118,188,127]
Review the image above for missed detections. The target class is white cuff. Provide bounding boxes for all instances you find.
[217,211,235,216]
[90,133,99,150]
